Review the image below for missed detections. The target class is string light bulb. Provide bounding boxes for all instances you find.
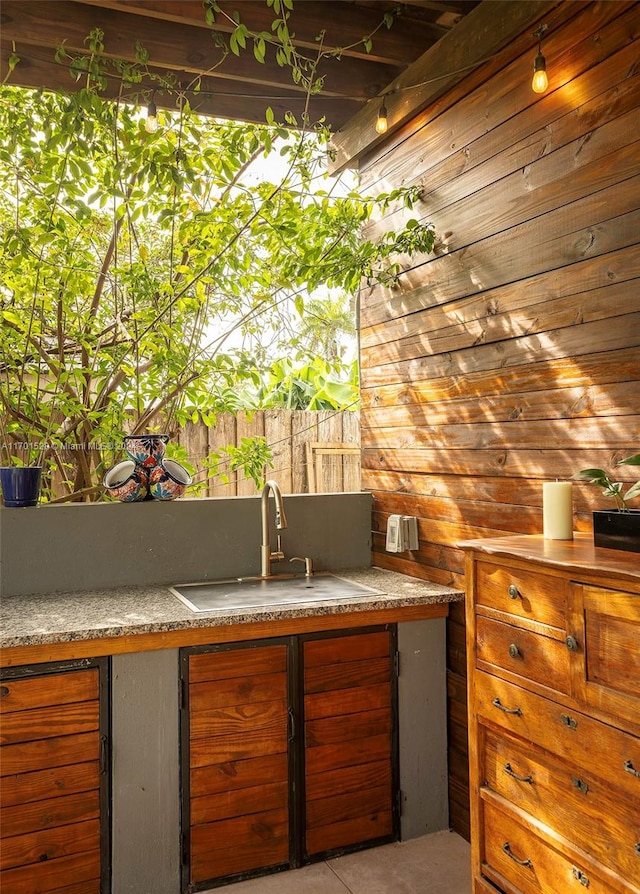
[375,99,388,135]
[145,95,158,133]
[531,25,548,94]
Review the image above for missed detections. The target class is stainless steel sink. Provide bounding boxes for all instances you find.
[169,573,381,613]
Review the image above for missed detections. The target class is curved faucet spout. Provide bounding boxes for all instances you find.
[261,480,287,577]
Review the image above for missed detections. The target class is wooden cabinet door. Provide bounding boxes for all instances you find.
[302,628,398,858]
[184,642,291,888]
[0,660,109,894]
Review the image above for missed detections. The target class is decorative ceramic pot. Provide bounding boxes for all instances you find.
[103,460,149,502]
[149,459,192,500]
[0,466,42,507]
[123,434,170,468]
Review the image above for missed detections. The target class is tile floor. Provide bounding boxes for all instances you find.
[205,831,471,894]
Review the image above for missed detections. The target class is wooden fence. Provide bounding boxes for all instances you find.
[177,410,361,497]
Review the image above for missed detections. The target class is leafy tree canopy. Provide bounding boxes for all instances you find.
[0,25,435,500]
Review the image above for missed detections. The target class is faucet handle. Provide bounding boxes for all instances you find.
[290,556,313,576]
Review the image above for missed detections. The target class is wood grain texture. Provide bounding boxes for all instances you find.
[356,0,640,843]
[190,753,288,798]
[0,670,98,714]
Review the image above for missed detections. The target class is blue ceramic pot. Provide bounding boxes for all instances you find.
[0,466,42,507]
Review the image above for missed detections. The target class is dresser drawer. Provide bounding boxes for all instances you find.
[476,615,571,695]
[475,671,640,802]
[483,730,640,888]
[476,561,567,629]
[482,798,624,894]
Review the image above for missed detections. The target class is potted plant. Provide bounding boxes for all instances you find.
[573,454,640,553]
[0,413,43,507]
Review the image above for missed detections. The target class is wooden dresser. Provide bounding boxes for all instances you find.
[461,534,640,894]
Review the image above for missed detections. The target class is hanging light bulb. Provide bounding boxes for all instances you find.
[531,26,548,94]
[375,99,388,135]
[145,95,158,133]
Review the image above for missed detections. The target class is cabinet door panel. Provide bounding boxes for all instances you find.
[305,758,392,802]
[305,681,391,721]
[306,782,390,830]
[304,631,390,667]
[190,753,288,799]
[0,732,99,777]
[190,672,287,712]
[189,698,288,740]
[306,811,393,856]
[306,733,391,776]
[1,788,100,838]
[0,761,99,809]
[303,631,395,858]
[483,730,640,888]
[0,848,101,894]
[305,656,391,693]
[189,645,286,684]
[191,780,288,825]
[187,644,290,887]
[0,818,100,871]
[0,701,100,745]
[190,807,289,882]
[0,670,99,714]
[306,707,391,747]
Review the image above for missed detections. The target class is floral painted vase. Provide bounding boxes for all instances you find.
[103,460,149,502]
[149,459,192,501]
[123,434,170,468]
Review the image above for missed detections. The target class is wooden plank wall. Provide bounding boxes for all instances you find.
[177,410,361,497]
[356,0,640,840]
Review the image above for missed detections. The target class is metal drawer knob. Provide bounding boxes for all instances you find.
[572,867,589,887]
[566,635,579,652]
[624,760,640,778]
[508,584,521,600]
[508,643,521,659]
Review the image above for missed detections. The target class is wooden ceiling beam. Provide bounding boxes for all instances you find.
[1,0,399,99]
[68,0,442,66]
[0,41,362,126]
[328,0,558,173]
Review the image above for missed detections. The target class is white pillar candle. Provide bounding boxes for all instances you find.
[543,481,573,540]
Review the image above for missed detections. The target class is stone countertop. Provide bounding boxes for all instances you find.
[0,568,463,649]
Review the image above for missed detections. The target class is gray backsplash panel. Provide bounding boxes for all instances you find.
[0,493,372,596]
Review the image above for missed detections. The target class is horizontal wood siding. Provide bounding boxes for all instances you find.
[356,0,640,840]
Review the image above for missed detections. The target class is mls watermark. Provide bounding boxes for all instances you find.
[3,441,121,452]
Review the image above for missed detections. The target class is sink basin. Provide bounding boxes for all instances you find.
[170,573,381,613]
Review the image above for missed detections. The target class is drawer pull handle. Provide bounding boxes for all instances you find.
[508,643,521,659]
[493,697,522,716]
[634,843,640,857]
[566,635,579,652]
[504,762,533,784]
[502,842,532,868]
[560,713,578,730]
[508,584,521,600]
[99,735,108,776]
[288,706,296,743]
[572,867,589,887]
[624,760,640,778]
[571,776,589,795]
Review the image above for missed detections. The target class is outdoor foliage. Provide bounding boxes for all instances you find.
[0,17,435,501]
